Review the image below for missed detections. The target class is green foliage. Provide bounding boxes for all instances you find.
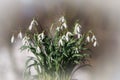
[19,16,98,80]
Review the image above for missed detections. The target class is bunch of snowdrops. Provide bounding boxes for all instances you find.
[11,16,98,80]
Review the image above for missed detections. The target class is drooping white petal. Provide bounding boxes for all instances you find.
[28,19,38,30]
[91,35,96,42]
[18,31,22,39]
[22,36,29,46]
[62,35,66,40]
[11,35,15,43]
[65,32,73,41]
[74,23,82,34]
[41,32,45,40]
[66,32,73,37]
[58,39,63,46]
[62,22,67,29]
[59,16,65,22]
[86,36,90,42]
[60,25,64,30]
[38,32,45,41]
[28,24,33,30]
[56,27,60,31]
[93,41,97,47]
[75,48,79,53]
[77,34,82,38]
[36,46,41,53]
[65,35,69,42]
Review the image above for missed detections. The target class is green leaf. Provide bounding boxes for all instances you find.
[72,54,83,58]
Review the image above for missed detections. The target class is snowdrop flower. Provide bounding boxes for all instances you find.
[62,35,66,40]
[75,48,79,53]
[59,24,64,30]
[74,23,82,34]
[56,27,60,31]
[36,46,41,53]
[62,22,67,29]
[11,35,15,43]
[66,36,69,42]
[38,32,45,41]
[18,31,22,39]
[93,41,98,47]
[59,16,65,22]
[62,35,68,42]
[58,39,63,46]
[91,35,96,42]
[66,32,73,36]
[86,36,90,42]
[66,32,73,41]
[77,34,82,38]
[22,36,29,46]
[28,19,38,30]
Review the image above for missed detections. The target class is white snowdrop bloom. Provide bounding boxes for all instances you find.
[74,23,82,34]
[41,32,45,40]
[60,25,64,30]
[59,16,65,22]
[66,32,73,41]
[86,36,90,42]
[38,32,45,41]
[56,27,60,31]
[93,41,97,47]
[91,35,96,42]
[28,24,33,31]
[28,19,38,30]
[62,35,66,40]
[58,39,63,46]
[36,46,41,53]
[62,22,67,29]
[66,31,73,37]
[22,36,29,46]
[18,31,22,39]
[11,35,15,43]
[75,48,79,53]
[78,34,82,38]
[66,36,69,42]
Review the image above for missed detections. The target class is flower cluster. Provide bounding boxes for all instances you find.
[11,16,98,80]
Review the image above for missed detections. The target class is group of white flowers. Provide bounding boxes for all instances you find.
[11,18,39,44]
[56,16,98,47]
[11,16,98,48]
[10,16,99,80]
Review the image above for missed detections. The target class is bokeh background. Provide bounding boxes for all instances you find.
[0,0,120,80]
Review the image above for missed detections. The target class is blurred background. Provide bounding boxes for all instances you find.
[0,0,120,80]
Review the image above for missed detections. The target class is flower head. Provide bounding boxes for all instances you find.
[77,34,82,38]
[91,35,96,42]
[58,39,63,46]
[18,31,22,39]
[59,16,65,23]
[74,23,82,34]
[66,32,73,37]
[56,27,60,31]
[93,41,98,47]
[62,22,67,29]
[66,32,73,41]
[62,35,66,40]
[86,36,90,42]
[11,35,15,43]
[75,48,79,53]
[36,46,41,53]
[22,36,30,46]
[38,32,45,41]
[29,19,38,30]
